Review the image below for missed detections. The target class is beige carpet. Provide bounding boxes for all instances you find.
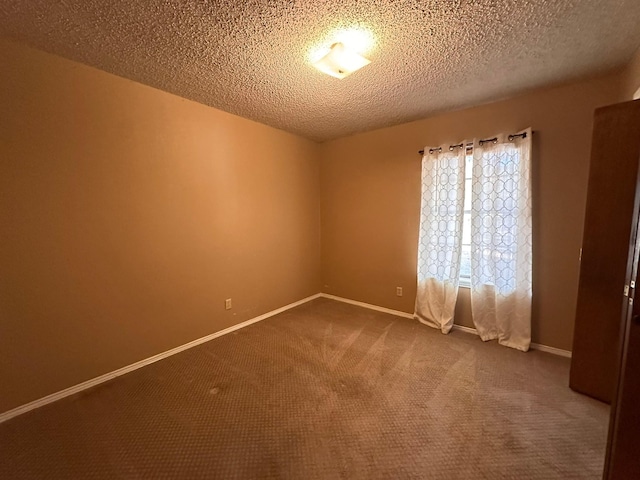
[0,298,608,479]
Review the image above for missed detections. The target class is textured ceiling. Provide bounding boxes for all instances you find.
[2,1,640,142]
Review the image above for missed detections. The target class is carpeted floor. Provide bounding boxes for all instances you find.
[0,298,608,479]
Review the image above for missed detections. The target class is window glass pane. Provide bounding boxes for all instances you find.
[464,179,472,210]
[462,212,471,244]
[459,154,473,284]
[460,245,471,279]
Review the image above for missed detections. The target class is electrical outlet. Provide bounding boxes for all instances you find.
[225,298,232,310]
[396,287,403,297]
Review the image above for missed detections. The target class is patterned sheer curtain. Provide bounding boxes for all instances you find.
[415,145,466,333]
[470,129,533,351]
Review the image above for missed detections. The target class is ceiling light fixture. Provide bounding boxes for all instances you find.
[312,42,371,79]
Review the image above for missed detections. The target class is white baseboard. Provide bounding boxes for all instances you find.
[0,293,323,424]
[451,324,572,358]
[320,293,414,319]
[529,343,572,358]
[323,294,572,358]
[451,324,478,335]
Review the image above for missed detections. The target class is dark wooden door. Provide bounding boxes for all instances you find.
[605,180,640,477]
[570,100,640,403]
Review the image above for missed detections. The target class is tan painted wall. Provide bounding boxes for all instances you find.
[623,47,640,100]
[320,73,625,351]
[0,39,321,413]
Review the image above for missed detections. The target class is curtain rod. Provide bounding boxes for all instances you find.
[418,131,531,155]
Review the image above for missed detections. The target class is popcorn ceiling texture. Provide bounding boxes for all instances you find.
[1,1,640,141]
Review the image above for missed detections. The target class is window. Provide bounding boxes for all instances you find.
[415,130,532,350]
[459,152,472,287]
